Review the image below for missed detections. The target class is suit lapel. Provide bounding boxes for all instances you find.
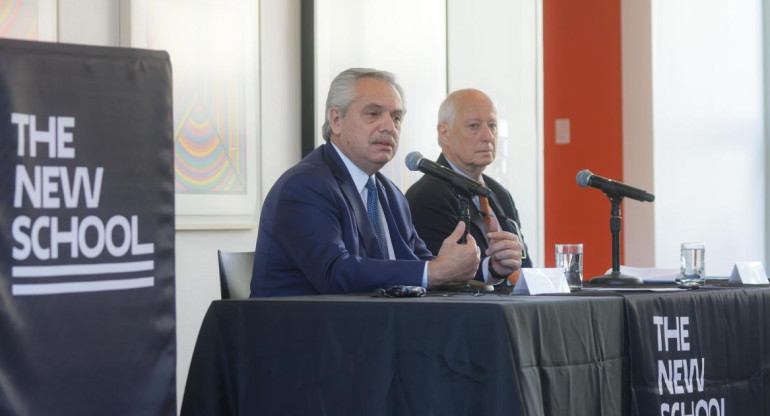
[485,178,515,234]
[322,144,381,258]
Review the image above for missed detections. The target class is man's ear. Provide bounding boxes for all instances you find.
[329,107,343,135]
[437,122,449,146]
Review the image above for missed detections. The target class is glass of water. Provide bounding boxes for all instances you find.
[555,244,583,291]
[678,242,705,287]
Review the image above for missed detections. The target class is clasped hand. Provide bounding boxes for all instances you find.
[486,230,523,277]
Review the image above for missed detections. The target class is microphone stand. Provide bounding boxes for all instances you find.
[453,187,495,293]
[454,188,516,243]
[589,194,644,285]
[456,193,471,244]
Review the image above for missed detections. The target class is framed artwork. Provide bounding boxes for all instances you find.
[121,0,260,229]
[0,0,57,41]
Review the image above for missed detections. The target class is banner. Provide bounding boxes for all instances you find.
[625,288,770,416]
[0,39,175,414]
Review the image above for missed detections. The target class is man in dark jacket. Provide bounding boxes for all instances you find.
[406,89,531,285]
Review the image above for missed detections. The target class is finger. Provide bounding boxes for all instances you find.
[489,247,522,261]
[463,233,481,255]
[490,249,522,264]
[486,240,523,256]
[487,230,519,242]
[499,257,522,268]
[447,221,467,240]
[489,259,518,276]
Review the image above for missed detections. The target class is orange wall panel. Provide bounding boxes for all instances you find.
[543,0,623,278]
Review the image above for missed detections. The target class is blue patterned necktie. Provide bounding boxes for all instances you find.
[366,178,389,259]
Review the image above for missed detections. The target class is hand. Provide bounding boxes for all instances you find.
[427,222,481,287]
[486,231,523,276]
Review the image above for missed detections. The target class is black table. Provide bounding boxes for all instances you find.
[181,286,770,415]
[181,292,628,415]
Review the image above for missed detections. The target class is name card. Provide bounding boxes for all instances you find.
[729,262,769,284]
[513,268,570,295]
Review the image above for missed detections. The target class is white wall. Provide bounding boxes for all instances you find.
[58,0,301,410]
[58,0,119,44]
[622,0,766,275]
[651,0,765,275]
[621,0,655,267]
[314,0,447,189]
[765,0,770,269]
[447,0,544,266]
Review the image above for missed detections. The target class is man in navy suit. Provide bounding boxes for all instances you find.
[406,89,530,286]
[251,68,481,296]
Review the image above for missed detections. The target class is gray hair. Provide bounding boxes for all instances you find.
[437,94,458,126]
[437,89,495,145]
[322,68,406,141]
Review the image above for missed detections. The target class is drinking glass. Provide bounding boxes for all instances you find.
[555,244,583,291]
[678,242,705,287]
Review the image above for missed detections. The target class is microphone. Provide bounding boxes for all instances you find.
[576,169,655,202]
[405,152,491,197]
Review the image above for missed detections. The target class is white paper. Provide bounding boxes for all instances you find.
[513,268,570,295]
[729,262,769,284]
[603,266,679,282]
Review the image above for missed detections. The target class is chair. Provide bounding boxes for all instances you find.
[217,250,255,300]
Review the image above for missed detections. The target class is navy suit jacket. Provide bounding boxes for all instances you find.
[251,144,434,296]
[406,153,533,281]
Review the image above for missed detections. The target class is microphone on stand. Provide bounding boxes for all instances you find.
[576,169,652,286]
[576,169,654,202]
[405,151,491,198]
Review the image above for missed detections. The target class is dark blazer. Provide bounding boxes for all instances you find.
[251,144,434,297]
[405,154,533,281]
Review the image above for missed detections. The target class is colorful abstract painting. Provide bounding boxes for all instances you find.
[0,0,38,40]
[145,0,251,195]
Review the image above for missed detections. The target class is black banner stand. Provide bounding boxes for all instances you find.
[0,39,175,415]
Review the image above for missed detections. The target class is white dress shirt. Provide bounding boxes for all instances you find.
[331,143,429,287]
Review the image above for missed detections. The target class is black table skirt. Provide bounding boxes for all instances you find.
[181,293,628,415]
[181,286,770,415]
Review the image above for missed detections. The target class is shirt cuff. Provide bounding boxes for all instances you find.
[483,257,506,285]
[421,262,429,288]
